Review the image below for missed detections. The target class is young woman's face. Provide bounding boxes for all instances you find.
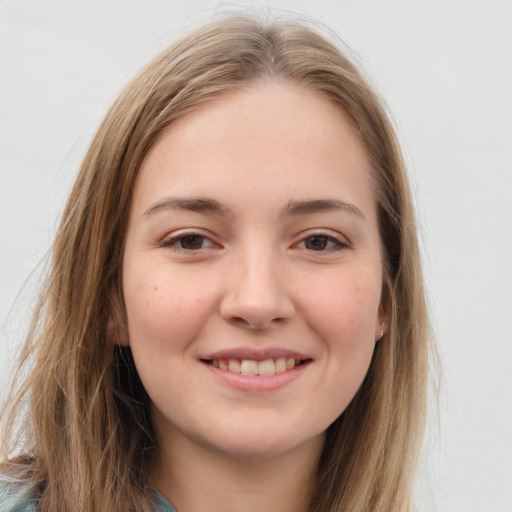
[122,81,386,461]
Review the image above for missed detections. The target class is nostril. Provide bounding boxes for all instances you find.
[228,314,287,330]
[219,286,295,329]
[232,316,249,326]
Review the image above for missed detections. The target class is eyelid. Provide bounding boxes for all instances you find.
[159,229,220,251]
[294,229,351,250]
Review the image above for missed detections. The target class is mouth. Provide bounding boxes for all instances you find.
[202,357,310,376]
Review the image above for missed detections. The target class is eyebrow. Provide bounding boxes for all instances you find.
[283,198,365,220]
[143,196,365,221]
[143,197,232,217]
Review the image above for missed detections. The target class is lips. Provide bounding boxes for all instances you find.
[200,349,312,392]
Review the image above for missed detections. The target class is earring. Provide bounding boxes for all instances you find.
[377,323,385,343]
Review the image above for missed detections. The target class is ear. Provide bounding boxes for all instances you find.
[375,303,389,342]
[107,289,130,346]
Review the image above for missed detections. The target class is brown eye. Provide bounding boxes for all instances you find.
[161,232,216,251]
[304,236,329,250]
[179,235,205,250]
[301,235,341,251]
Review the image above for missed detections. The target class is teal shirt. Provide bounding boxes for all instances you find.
[0,484,176,512]
[153,490,177,512]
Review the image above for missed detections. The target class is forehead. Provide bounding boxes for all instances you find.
[132,81,375,220]
[145,81,365,163]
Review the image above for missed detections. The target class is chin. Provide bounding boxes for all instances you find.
[198,423,325,462]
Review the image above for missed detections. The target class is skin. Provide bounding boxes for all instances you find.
[120,81,387,512]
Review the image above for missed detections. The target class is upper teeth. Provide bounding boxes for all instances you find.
[211,357,298,375]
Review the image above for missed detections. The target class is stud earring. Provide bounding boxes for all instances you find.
[377,323,385,343]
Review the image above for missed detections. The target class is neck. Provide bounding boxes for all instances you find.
[151,429,324,512]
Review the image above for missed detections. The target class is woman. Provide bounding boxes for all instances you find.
[0,13,434,512]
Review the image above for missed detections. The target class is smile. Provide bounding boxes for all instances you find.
[206,358,307,376]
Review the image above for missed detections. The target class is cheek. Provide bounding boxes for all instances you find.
[301,268,382,340]
[123,262,216,348]
[299,268,380,397]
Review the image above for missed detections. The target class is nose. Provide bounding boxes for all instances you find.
[219,248,295,330]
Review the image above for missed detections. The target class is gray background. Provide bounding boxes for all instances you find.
[1,1,511,510]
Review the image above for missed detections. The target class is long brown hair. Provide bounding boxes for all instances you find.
[1,14,435,511]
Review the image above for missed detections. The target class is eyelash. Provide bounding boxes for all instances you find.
[296,234,348,251]
[160,233,216,251]
[160,231,349,253]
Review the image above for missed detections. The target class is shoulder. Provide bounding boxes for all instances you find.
[152,489,177,512]
[0,478,37,512]
[1,479,174,512]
